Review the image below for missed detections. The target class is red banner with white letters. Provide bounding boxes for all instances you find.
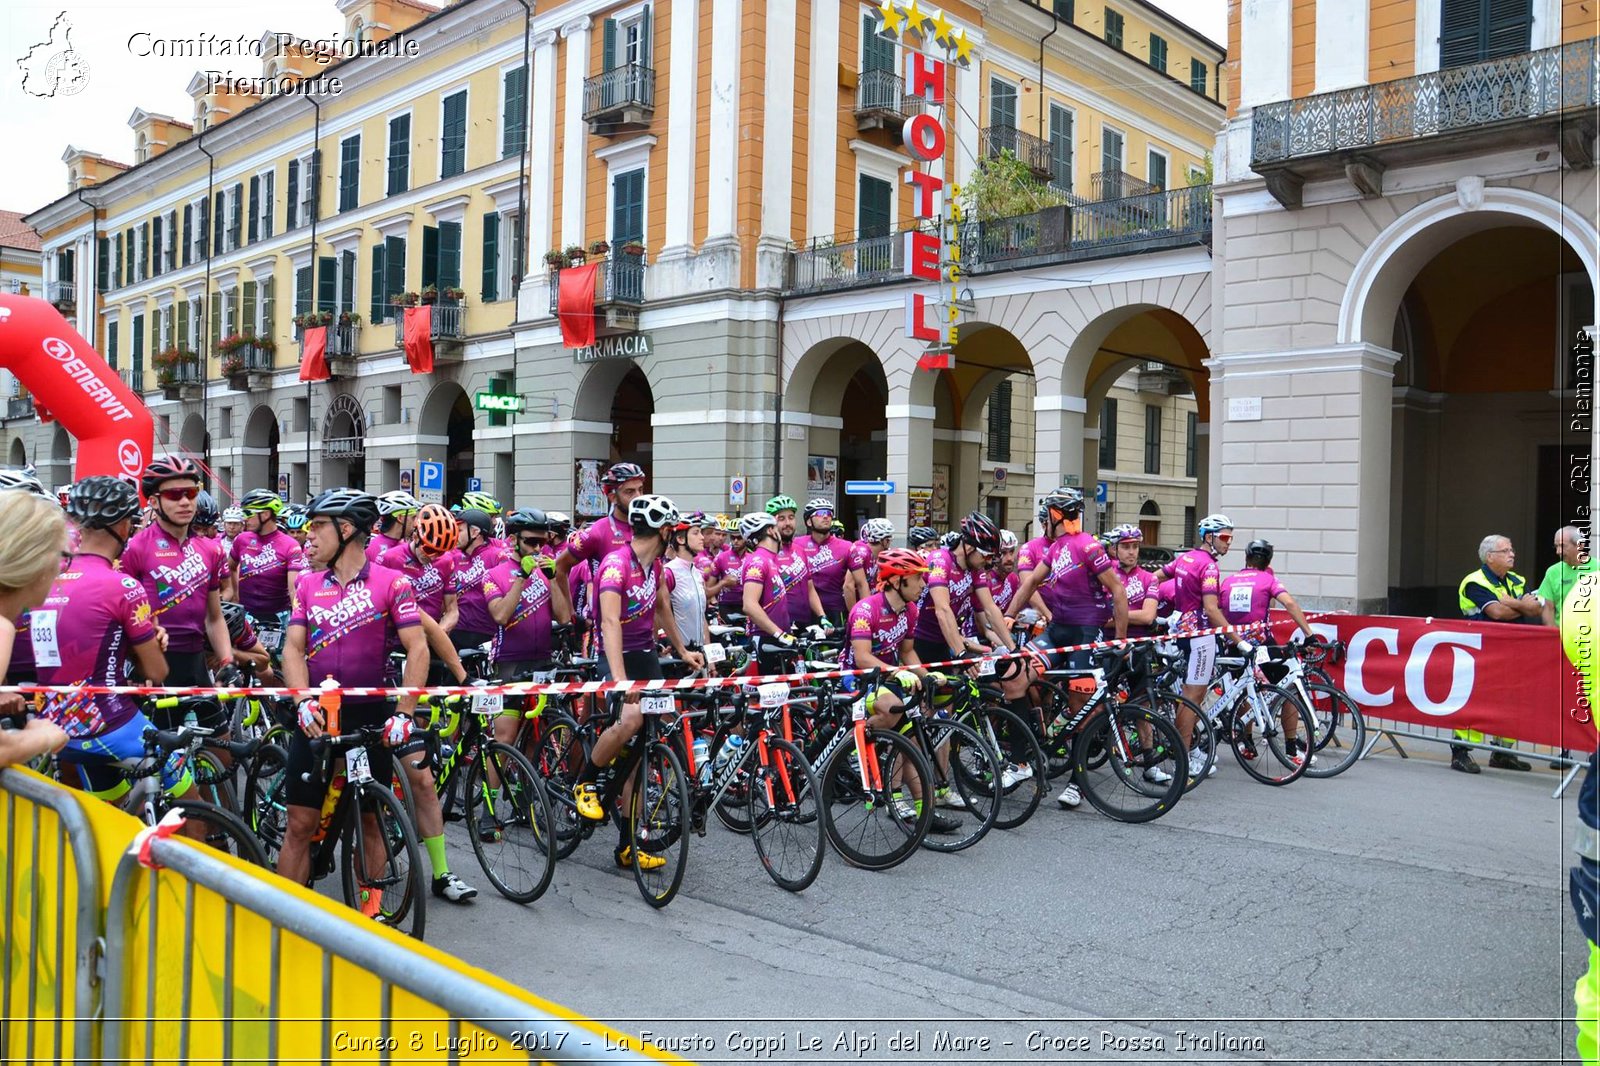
[1270,613,1596,751]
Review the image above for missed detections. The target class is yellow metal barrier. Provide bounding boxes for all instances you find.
[0,766,687,1065]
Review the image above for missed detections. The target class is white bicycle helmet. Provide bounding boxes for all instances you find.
[1106,523,1143,544]
[1196,513,1234,538]
[860,517,894,543]
[222,506,245,523]
[378,490,422,517]
[0,468,49,497]
[739,511,777,541]
[628,494,680,532]
[998,528,1018,550]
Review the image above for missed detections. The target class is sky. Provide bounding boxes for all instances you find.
[0,0,1228,217]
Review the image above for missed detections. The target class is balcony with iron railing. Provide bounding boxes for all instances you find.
[980,125,1053,180]
[117,368,143,393]
[1091,169,1158,201]
[582,63,656,132]
[323,436,365,460]
[548,254,647,333]
[155,354,203,401]
[46,280,76,311]
[854,69,924,135]
[223,338,278,390]
[785,186,1212,295]
[1251,37,1599,207]
[5,395,34,421]
[390,301,463,365]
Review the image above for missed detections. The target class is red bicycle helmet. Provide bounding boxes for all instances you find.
[875,547,931,588]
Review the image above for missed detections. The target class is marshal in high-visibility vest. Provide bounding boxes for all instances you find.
[1561,571,1600,1063]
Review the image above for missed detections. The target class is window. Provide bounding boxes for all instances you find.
[228,182,243,249]
[1148,34,1167,72]
[1101,125,1124,177]
[1104,7,1124,49]
[1189,58,1208,95]
[502,67,527,160]
[186,296,201,349]
[210,291,223,351]
[1048,104,1073,190]
[1440,0,1533,69]
[339,251,356,314]
[166,210,178,270]
[986,379,1013,463]
[291,150,321,226]
[317,256,337,315]
[339,134,360,213]
[387,114,411,195]
[131,313,145,380]
[1144,404,1161,475]
[857,174,892,238]
[1099,398,1117,469]
[1185,410,1197,478]
[371,236,406,322]
[113,233,122,288]
[248,175,261,243]
[138,222,148,281]
[106,320,118,370]
[988,77,1017,129]
[611,170,644,247]
[421,223,462,290]
[440,90,467,178]
[96,236,109,291]
[862,11,895,72]
[602,7,653,71]
[286,158,300,229]
[212,190,225,256]
[259,276,275,339]
[481,211,500,302]
[1147,149,1167,192]
[1053,0,1074,20]
[1183,506,1195,546]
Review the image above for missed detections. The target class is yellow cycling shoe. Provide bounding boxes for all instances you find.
[615,845,666,871]
[574,782,605,821]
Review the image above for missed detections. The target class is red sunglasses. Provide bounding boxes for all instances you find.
[158,487,200,502]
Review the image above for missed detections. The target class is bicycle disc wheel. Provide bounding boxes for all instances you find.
[630,740,690,909]
[820,727,933,871]
[960,704,1046,830]
[528,713,588,860]
[241,742,290,865]
[466,742,557,904]
[1300,682,1366,779]
[747,737,824,892]
[340,779,427,939]
[190,748,238,814]
[164,799,270,867]
[1072,705,1185,823]
[923,718,1001,853]
[1230,685,1314,786]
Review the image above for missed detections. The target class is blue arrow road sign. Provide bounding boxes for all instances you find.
[845,480,896,496]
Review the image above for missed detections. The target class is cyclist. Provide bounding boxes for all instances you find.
[1005,499,1054,624]
[691,512,720,592]
[766,496,826,631]
[449,508,505,651]
[215,600,274,682]
[221,506,245,555]
[710,518,748,617]
[231,489,307,626]
[0,485,69,766]
[846,518,895,611]
[799,498,853,627]
[740,512,799,672]
[546,511,572,555]
[841,547,957,832]
[574,495,704,870]
[553,461,646,623]
[912,511,1013,668]
[368,490,421,562]
[908,527,939,554]
[277,489,450,908]
[1009,488,1128,809]
[988,529,1021,630]
[121,457,238,707]
[486,509,569,696]
[38,477,188,806]
[379,503,474,685]
[1218,538,1318,758]
[281,505,310,549]
[1154,513,1236,779]
[191,491,221,540]
[664,512,710,649]
[459,490,506,554]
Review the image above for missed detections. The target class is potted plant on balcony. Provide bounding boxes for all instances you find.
[393,292,419,308]
[544,248,568,270]
[441,286,466,304]
[339,311,362,326]
[153,345,194,399]
[621,240,646,257]
[221,352,249,390]
[589,239,611,258]
[564,243,587,265]
[420,285,438,305]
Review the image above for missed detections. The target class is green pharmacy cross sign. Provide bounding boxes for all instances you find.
[475,391,525,413]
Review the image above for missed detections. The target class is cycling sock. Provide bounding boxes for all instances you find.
[577,759,600,785]
[422,834,449,878]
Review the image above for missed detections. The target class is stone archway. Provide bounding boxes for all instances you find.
[242,404,279,496]
[322,393,367,492]
[418,381,471,503]
[7,438,25,468]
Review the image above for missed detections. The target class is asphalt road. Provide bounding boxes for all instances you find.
[424,743,1588,1064]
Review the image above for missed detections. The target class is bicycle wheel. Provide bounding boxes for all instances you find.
[164,799,270,867]
[190,748,238,813]
[1297,682,1365,780]
[339,779,427,939]
[466,742,557,904]
[528,713,589,860]
[629,740,690,909]
[959,704,1046,830]
[922,718,1002,853]
[1072,704,1185,823]
[820,727,933,871]
[1229,685,1314,786]
[241,742,290,865]
[1144,690,1213,791]
[747,737,824,892]
[712,733,756,835]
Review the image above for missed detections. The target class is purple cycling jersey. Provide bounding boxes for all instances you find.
[120,524,226,653]
[231,529,306,618]
[847,541,877,591]
[914,547,987,643]
[561,513,630,614]
[595,546,663,654]
[1035,532,1114,626]
[35,554,157,736]
[693,551,717,588]
[453,541,508,635]
[777,541,813,621]
[741,546,792,635]
[842,592,918,672]
[1219,567,1288,627]
[366,532,402,563]
[290,562,420,689]
[379,543,457,622]
[1168,548,1222,632]
[568,559,594,623]
[1112,563,1158,638]
[485,562,554,663]
[991,570,1020,617]
[714,547,745,608]
[800,535,854,615]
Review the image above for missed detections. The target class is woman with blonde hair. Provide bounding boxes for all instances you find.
[0,487,70,767]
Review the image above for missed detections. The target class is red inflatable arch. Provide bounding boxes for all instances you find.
[0,295,154,482]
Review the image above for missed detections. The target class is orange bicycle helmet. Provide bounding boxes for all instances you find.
[875,547,930,588]
[414,503,457,556]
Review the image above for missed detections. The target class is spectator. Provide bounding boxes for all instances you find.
[0,492,69,768]
[1451,534,1540,773]
[1541,526,1595,628]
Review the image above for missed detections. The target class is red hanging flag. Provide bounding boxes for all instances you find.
[557,263,599,349]
[299,325,329,381]
[403,305,434,375]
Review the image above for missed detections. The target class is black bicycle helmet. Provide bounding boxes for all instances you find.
[141,455,202,498]
[601,462,646,491]
[456,508,494,538]
[959,510,1001,555]
[192,490,220,528]
[66,476,143,530]
[505,508,547,535]
[907,526,939,549]
[306,488,379,535]
[1245,538,1275,568]
[1039,487,1084,521]
[221,600,250,644]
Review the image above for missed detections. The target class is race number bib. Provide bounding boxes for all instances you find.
[976,656,998,677]
[472,692,504,716]
[346,744,372,784]
[641,694,675,716]
[851,698,867,722]
[757,682,790,708]
[30,610,61,668]
[703,643,727,665]
[1253,645,1271,666]
[529,671,556,684]
[1228,584,1254,616]
[259,627,285,653]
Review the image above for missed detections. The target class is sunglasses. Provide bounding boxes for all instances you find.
[158,487,200,502]
[1215,533,1234,543]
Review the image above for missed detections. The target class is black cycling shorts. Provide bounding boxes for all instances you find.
[1047,624,1101,671]
[284,698,396,810]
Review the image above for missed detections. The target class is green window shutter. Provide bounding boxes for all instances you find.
[140,222,149,278]
[481,212,499,302]
[212,192,225,256]
[421,225,439,289]
[248,176,260,243]
[612,170,644,246]
[385,236,406,312]
[438,221,461,290]
[295,265,313,316]
[1105,8,1123,49]
[857,175,891,238]
[502,69,527,159]
[263,171,274,238]
[339,135,360,212]
[986,379,1013,463]
[209,292,223,350]
[1048,105,1073,188]
[640,6,652,67]
[97,237,109,290]
[441,92,467,178]
[309,149,323,222]
[151,223,162,277]
[1148,152,1167,191]
[317,256,337,313]
[176,300,188,352]
[1099,398,1117,469]
[1190,58,1207,94]
[388,114,411,194]
[167,211,178,269]
[242,281,257,335]
[113,233,122,288]
[863,12,895,72]
[989,78,1017,129]
[603,18,617,70]
[371,243,387,321]
[131,315,144,379]
[339,251,356,314]
[1053,0,1074,19]
[181,205,192,266]
[107,320,118,370]
[1485,0,1533,59]
[229,183,243,247]
[286,159,300,229]
[261,277,275,340]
